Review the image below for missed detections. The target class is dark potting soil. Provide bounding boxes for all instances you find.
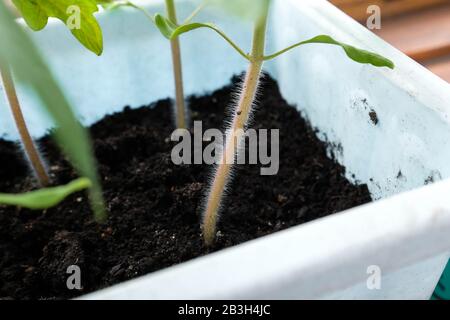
[0,75,371,300]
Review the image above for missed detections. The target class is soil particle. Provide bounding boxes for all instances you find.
[369,110,379,125]
[0,75,371,299]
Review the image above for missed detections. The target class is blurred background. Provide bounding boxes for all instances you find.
[331,0,450,83]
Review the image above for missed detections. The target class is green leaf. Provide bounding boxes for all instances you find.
[305,35,394,69]
[11,0,47,30]
[0,178,92,210]
[264,35,395,69]
[154,14,250,60]
[154,13,179,39]
[12,0,103,55]
[0,2,106,220]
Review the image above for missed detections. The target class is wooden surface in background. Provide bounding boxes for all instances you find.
[426,57,450,82]
[330,0,448,21]
[332,0,450,82]
[373,4,450,62]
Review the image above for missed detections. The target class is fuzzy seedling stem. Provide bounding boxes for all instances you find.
[0,66,50,187]
[166,0,187,129]
[202,4,269,247]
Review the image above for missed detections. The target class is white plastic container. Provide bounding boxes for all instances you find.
[1,0,450,299]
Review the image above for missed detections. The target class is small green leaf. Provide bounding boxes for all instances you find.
[154,13,178,39]
[0,178,92,210]
[305,35,394,69]
[12,0,103,55]
[265,35,394,69]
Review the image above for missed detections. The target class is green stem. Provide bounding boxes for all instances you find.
[166,0,187,129]
[0,65,50,187]
[263,42,303,61]
[202,3,269,247]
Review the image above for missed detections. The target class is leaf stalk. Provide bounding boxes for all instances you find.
[0,65,50,187]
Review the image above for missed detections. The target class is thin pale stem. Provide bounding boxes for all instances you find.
[166,0,187,129]
[202,4,269,246]
[182,0,209,24]
[116,1,155,22]
[1,66,50,187]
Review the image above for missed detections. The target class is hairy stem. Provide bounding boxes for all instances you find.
[166,0,187,129]
[202,4,269,246]
[1,66,50,187]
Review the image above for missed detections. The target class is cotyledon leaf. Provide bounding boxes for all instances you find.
[0,178,92,210]
[264,35,395,69]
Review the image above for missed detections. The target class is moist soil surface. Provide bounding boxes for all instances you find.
[0,75,371,300]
